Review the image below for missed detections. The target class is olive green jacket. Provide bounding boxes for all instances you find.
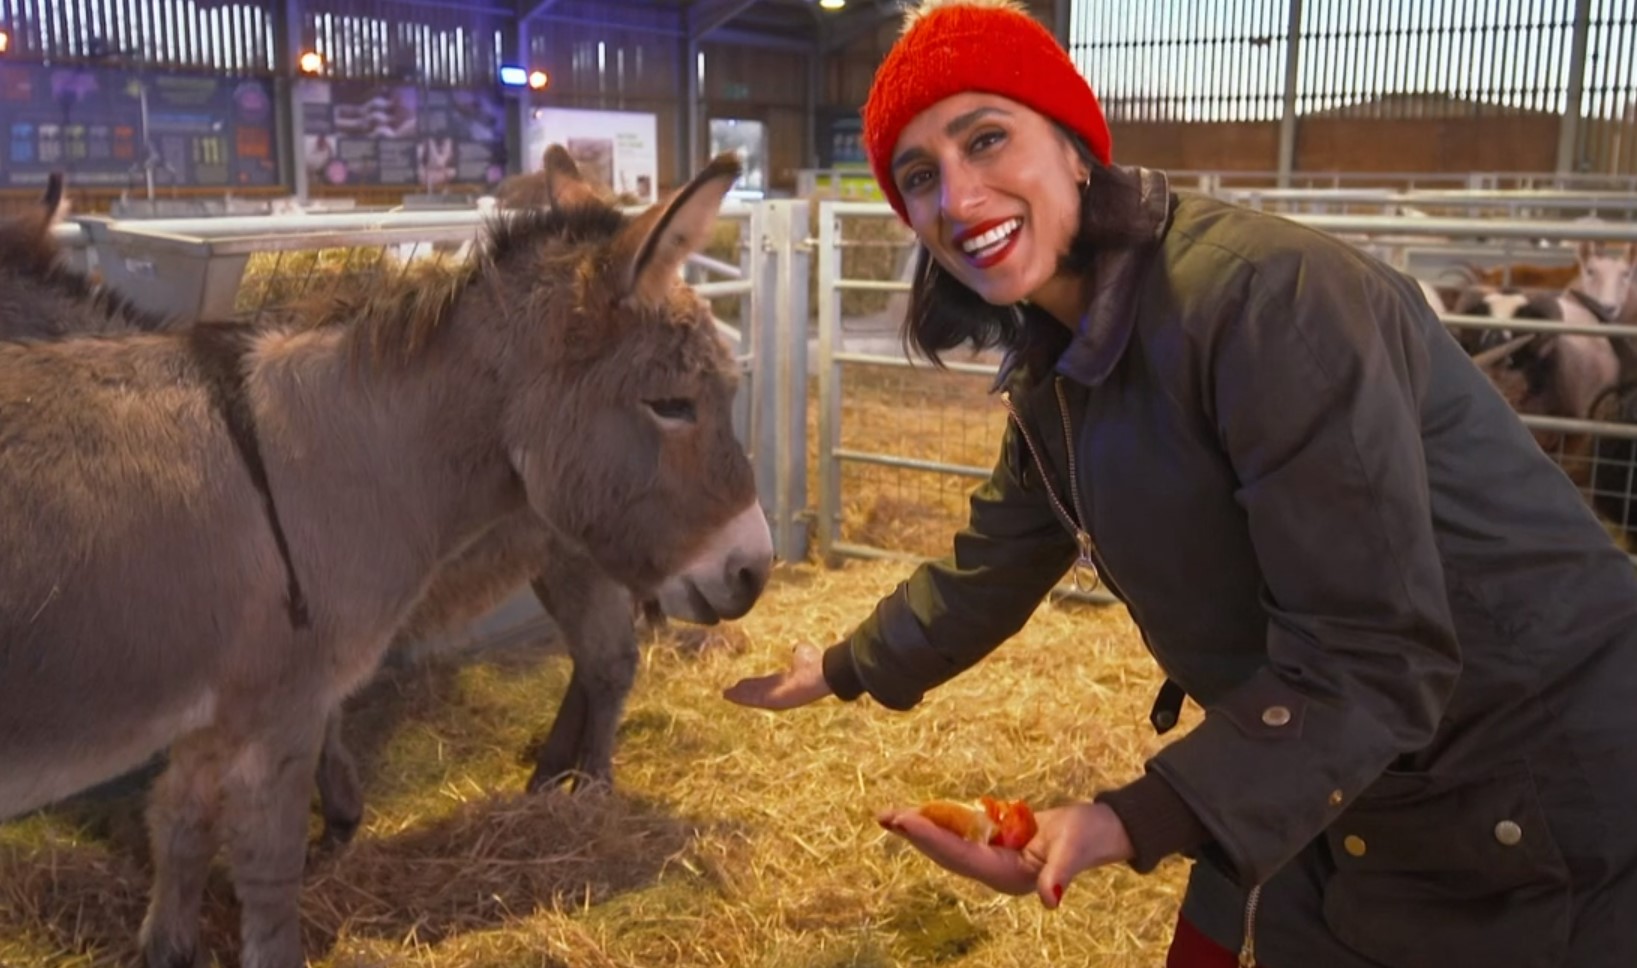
[823,167,1637,967]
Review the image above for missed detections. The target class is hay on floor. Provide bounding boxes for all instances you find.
[0,558,1194,968]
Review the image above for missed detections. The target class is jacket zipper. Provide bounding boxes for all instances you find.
[999,378,1101,593]
[1238,884,1262,967]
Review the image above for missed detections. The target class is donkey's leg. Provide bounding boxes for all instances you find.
[313,710,364,845]
[524,563,638,793]
[220,721,325,968]
[525,666,590,792]
[139,734,223,968]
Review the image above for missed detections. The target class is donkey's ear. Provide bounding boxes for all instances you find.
[1576,240,1596,266]
[616,152,742,306]
[41,172,69,226]
[543,144,607,211]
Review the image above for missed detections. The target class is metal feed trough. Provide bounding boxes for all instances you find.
[74,209,491,323]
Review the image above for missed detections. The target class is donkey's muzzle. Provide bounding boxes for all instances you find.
[655,502,773,624]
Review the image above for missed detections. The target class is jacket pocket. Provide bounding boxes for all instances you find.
[1320,767,1572,968]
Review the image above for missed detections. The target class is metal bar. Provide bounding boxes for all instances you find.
[1519,413,1637,439]
[685,37,700,174]
[1213,187,1637,211]
[689,280,755,298]
[1441,315,1637,340]
[688,0,758,40]
[519,0,566,20]
[816,202,842,564]
[834,279,911,293]
[1278,0,1303,183]
[832,449,992,480]
[831,351,996,378]
[775,200,810,561]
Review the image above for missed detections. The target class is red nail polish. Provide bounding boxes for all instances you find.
[1052,884,1064,902]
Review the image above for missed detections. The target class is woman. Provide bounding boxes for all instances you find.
[723,1,1637,966]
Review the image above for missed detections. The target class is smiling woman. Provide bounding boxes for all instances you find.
[722,1,1637,967]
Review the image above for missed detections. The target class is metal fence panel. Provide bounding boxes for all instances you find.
[815,198,1637,579]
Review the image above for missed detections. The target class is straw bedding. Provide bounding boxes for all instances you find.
[1,566,1194,968]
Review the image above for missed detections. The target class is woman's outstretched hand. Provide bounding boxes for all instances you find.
[875,801,1135,909]
[722,642,833,710]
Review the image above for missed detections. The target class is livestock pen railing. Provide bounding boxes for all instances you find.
[1215,188,1637,222]
[812,200,1637,585]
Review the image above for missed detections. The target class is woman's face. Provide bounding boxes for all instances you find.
[890,92,1089,312]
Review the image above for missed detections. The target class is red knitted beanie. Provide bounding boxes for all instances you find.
[861,0,1112,223]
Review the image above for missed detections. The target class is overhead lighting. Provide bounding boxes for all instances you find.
[819,0,846,9]
[298,50,323,74]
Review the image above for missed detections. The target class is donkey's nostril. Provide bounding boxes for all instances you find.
[725,549,772,604]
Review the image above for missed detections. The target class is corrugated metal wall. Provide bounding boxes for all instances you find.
[1583,0,1637,173]
[304,0,509,87]
[1072,0,1288,123]
[1295,0,1577,120]
[1068,0,1637,174]
[0,0,276,73]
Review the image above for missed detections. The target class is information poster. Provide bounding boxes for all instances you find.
[299,79,507,190]
[523,107,659,204]
[0,63,278,189]
[818,114,882,201]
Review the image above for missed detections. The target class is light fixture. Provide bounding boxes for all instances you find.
[499,64,528,87]
[818,0,846,9]
[528,69,550,90]
[298,50,323,74]
[0,28,11,55]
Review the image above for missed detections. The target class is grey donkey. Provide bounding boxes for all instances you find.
[0,148,773,968]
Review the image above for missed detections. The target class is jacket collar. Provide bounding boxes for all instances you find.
[992,165,1175,392]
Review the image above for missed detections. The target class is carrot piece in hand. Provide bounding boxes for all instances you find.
[915,796,1037,849]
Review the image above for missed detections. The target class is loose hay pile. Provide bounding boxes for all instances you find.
[0,559,1195,968]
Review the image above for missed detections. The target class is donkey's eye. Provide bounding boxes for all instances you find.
[646,398,697,424]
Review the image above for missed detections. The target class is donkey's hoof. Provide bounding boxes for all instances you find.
[141,936,201,968]
[320,813,361,847]
[525,767,572,795]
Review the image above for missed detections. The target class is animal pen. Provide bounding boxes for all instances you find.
[4,188,1637,968]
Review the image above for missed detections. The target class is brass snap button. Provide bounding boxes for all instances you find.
[1328,789,1344,807]
[1261,705,1292,727]
[1343,834,1367,857]
[1494,820,1523,847]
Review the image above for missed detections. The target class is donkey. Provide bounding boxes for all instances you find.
[0,148,772,968]
[0,172,688,850]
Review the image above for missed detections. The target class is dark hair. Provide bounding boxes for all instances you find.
[902,126,1153,368]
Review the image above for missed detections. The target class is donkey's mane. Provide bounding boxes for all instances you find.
[0,217,173,338]
[303,203,629,367]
